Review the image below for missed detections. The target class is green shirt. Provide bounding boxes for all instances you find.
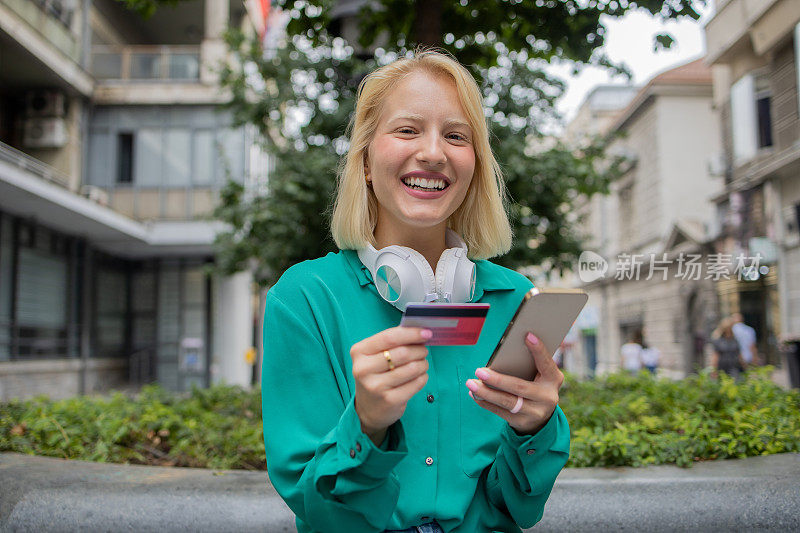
[261,250,570,533]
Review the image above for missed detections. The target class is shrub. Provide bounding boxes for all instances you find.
[1,368,798,469]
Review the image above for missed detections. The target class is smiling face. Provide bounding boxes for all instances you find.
[366,69,476,244]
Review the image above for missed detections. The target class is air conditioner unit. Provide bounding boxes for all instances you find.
[23,118,68,148]
[81,185,109,206]
[25,91,66,117]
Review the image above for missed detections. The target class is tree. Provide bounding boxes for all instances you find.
[215,0,706,286]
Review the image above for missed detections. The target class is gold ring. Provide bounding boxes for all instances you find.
[383,350,394,371]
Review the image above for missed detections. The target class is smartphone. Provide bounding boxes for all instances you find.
[486,288,588,381]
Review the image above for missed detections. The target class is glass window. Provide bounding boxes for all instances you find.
[135,128,163,187]
[117,133,134,184]
[219,128,245,183]
[0,216,11,361]
[164,130,192,187]
[88,132,112,187]
[193,130,215,185]
[16,247,68,358]
[96,266,127,358]
[130,53,162,79]
[169,53,200,80]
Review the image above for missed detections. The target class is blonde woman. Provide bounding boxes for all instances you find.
[261,50,569,533]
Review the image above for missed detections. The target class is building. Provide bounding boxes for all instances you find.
[704,0,800,373]
[570,59,724,378]
[0,0,266,400]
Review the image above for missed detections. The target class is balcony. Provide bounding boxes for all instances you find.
[0,140,70,190]
[91,45,201,82]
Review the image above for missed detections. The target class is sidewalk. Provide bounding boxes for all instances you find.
[1,452,798,532]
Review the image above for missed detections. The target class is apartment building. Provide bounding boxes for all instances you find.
[570,59,724,378]
[0,0,265,399]
[704,0,800,375]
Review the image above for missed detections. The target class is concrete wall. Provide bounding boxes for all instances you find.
[0,358,128,401]
[657,96,723,234]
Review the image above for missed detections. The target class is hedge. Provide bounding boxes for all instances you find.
[1,367,798,469]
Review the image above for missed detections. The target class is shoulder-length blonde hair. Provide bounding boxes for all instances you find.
[330,49,512,259]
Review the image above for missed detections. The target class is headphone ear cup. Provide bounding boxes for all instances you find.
[373,248,435,310]
[447,249,476,303]
[435,248,459,301]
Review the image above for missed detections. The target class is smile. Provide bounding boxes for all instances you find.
[401,176,449,191]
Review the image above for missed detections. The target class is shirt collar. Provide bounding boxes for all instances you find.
[341,249,516,301]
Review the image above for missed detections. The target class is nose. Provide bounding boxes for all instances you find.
[416,132,447,167]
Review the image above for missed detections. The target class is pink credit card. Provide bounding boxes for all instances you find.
[400,303,490,345]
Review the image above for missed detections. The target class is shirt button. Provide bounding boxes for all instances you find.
[527,449,536,455]
[427,394,435,403]
[425,457,434,466]
[421,516,430,521]
[356,443,362,452]
[350,449,356,458]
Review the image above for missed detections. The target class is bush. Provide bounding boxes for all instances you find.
[0,384,265,470]
[561,367,800,467]
[1,368,798,469]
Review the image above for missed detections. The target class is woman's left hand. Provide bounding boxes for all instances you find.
[466,332,564,436]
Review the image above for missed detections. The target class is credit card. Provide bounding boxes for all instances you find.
[400,303,490,345]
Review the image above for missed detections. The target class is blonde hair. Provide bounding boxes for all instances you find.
[330,49,512,259]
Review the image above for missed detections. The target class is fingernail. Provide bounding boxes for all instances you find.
[468,390,475,400]
[466,379,479,392]
[475,368,490,380]
[526,332,539,345]
[421,329,433,339]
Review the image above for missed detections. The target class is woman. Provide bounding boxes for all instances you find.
[261,50,570,533]
[710,317,744,379]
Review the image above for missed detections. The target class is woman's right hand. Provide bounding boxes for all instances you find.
[350,327,432,445]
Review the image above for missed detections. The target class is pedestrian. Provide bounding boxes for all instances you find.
[260,50,570,533]
[620,330,643,374]
[710,317,744,379]
[640,340,660,375]
[731,312,759,368]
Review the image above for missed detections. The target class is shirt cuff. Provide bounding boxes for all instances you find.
[335,396,408,479]
[499,405,571,495]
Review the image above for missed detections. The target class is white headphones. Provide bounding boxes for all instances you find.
[357,229,477,311]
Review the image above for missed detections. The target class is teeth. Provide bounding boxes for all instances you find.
[403,177,446,190]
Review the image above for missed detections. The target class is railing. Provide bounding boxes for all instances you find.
[91,45,202,81]
[0,140,71,189]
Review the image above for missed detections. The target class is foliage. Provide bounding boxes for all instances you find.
[115,0,190,19]
[0,385,265,470]
[562,367,800,468]
[3,368,798,470]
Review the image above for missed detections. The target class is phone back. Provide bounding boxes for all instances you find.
[487,288,588,381]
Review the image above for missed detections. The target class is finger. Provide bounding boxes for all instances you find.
[361,345,429,374]
[469,390,514,423]
[466,378,521,412]
[525,333,562,385]
[378,357,429,389]
[473,366,534,399]
[353,327,432,356]
[386,372,429,404]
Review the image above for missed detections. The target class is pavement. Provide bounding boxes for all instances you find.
[1,452,798,532]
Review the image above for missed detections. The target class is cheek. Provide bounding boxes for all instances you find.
[369,138,406,175]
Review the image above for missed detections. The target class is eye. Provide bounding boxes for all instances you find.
[396,127,417,135]
[447,132,470,142]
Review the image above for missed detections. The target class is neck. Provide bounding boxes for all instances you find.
[374,220,448,271]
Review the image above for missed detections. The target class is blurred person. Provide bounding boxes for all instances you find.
[260,50,570,533]
[620,330,643,374]
[640,339,660,375]
[710,317,744,379]
[731,312,759,367]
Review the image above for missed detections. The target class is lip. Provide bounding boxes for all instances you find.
[400,171,451,199]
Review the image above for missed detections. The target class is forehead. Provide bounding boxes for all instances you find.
[378,70,470,125]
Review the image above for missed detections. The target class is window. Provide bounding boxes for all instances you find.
[730,71,773,165]
[117,133,134,184]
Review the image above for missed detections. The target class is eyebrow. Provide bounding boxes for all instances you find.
[387,114,472,130]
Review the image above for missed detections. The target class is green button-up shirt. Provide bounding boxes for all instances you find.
[262,250,570,533]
